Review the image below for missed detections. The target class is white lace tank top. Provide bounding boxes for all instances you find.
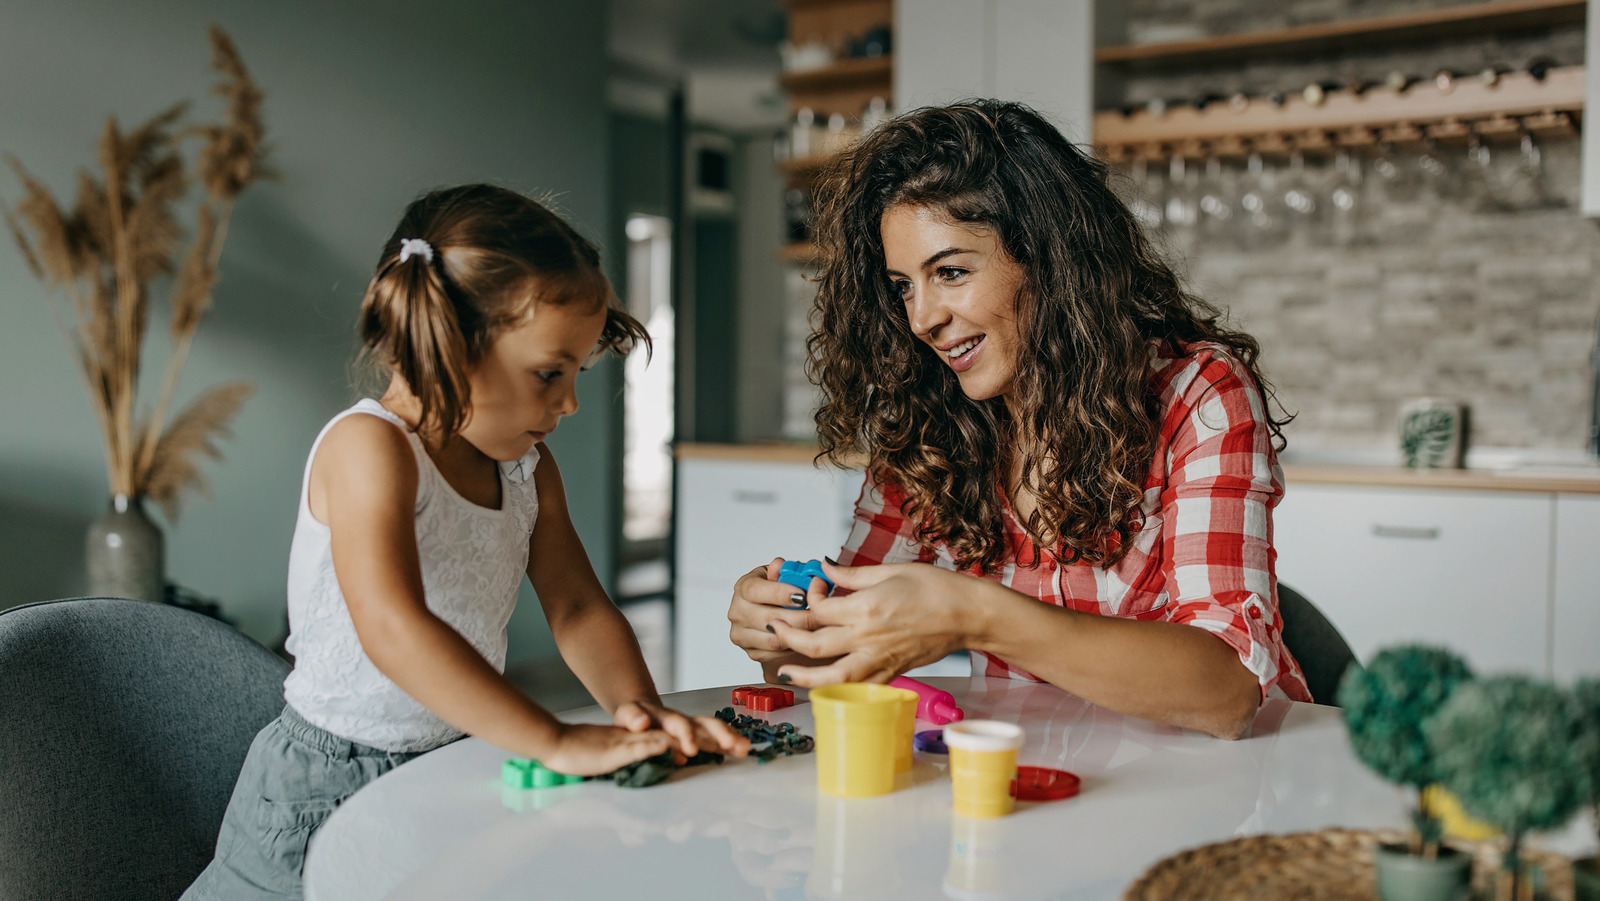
[282,399,540,752]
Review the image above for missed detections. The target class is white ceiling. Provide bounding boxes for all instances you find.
[607,0,787,131]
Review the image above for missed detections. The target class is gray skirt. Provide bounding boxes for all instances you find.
[180,705,426,901]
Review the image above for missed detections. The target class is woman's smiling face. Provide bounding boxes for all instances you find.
[881,203,1026,401]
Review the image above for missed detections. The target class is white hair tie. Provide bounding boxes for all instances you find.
[399,238,434,264]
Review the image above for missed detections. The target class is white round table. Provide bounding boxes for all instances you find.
[303,677,1593,901]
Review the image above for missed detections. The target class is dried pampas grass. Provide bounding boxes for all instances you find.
[4,26,270,519]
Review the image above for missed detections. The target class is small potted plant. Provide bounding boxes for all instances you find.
[1569,678,1600,901]
[1427,675,1597,901]
[1338,645,1475,901]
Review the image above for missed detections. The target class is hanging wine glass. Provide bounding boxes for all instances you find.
[1197,155,1234,245]
[1239,152,1285,249]
[1508,131,1550,209]
[1368,141,1418,212]
[1282,151,1319,231]
[1127,157,1164,230]
[1328,149,1363,246]
[1164,155,1200,246]
[1415,137,1453,202]
[1462,132,1498,210]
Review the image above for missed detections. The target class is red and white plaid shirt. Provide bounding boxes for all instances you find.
[837,342,1312,703]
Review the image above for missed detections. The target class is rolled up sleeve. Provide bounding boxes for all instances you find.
[1158,353,1296,698]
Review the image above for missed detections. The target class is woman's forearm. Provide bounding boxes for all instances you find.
[964,583,1262,739]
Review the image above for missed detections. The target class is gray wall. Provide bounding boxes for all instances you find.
[0,0,614,664]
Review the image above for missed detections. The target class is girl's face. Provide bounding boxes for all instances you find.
[459,299,607,461]
[881,204,1025,401]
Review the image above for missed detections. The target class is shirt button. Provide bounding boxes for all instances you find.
[1247,606,1263,620]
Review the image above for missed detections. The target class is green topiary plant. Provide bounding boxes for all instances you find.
[1427,676,1597,899]
[1574,679,1600,878]
[1337,645,1474,857]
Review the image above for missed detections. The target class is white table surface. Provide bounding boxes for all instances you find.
[304,676,1597,901]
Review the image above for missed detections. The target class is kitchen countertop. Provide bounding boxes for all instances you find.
[676,443,1600,494]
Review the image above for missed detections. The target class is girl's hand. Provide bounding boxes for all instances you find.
[539,723,676,777]
[727,558,832,665]
[614,700,751,759]
[768,560,977,687]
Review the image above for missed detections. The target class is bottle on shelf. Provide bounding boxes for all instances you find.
[862,96,891,134]
[821,112,859,156]
[792,107,819,159]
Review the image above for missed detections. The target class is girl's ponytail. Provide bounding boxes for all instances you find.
[359,237,476,437]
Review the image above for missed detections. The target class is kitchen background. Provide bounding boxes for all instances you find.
[2,0,1595,706]
[765,1,1600,455]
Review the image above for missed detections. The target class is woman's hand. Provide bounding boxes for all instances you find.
[767,559,980,687]
[727,558,834,670]
[613,699,751,759]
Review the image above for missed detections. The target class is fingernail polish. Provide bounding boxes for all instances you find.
[824,556,838,565]
[790,592,805,603]
[777,673,792,683]
[765,624,775,633]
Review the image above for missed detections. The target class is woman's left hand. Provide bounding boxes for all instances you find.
[613,699,751,760]
[768,560,980,687]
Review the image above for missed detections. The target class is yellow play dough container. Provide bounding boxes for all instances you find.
[944,720,1025,819]
[894,688,916,773]
[811,683,915,798]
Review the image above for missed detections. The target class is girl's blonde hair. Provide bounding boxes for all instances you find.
[359,184,648,439]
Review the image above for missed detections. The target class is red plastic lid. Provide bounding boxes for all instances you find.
[1011,766,1080,802]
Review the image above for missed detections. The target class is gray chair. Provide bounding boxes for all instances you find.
[0,597,289,901]
[1276,582,1358,706]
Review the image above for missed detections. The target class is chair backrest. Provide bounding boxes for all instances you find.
[0,597,289,901]
[1276,582,1358,706]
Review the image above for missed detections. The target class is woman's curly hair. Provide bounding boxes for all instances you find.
[808,100,1289,574]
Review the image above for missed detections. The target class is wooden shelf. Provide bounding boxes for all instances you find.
[1094,64,1584,157]
[781,56,892,94]
[1096,0,1585,69]
[778,242,819,263]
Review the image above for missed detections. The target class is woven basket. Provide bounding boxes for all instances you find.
[1123,829,1576,901]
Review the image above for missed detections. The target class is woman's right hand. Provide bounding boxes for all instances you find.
[727,558,833,678]
[538,722,675,777]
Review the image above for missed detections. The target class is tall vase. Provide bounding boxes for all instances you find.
[86,494,166,602]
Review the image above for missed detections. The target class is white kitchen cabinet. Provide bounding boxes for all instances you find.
[1273,484,1554,675]
[676,458,859,588]
[1554,494,1600,681]
[673,584,768,694]
[674,457,863,690]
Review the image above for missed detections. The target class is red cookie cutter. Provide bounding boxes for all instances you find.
[1011,766,1080,802]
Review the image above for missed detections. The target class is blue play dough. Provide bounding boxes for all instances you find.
[777,560,834,592]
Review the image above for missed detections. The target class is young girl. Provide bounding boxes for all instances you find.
[185,184,746,901]
[728,101,1312,740]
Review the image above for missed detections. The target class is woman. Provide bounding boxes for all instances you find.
[727,101,1310,740]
